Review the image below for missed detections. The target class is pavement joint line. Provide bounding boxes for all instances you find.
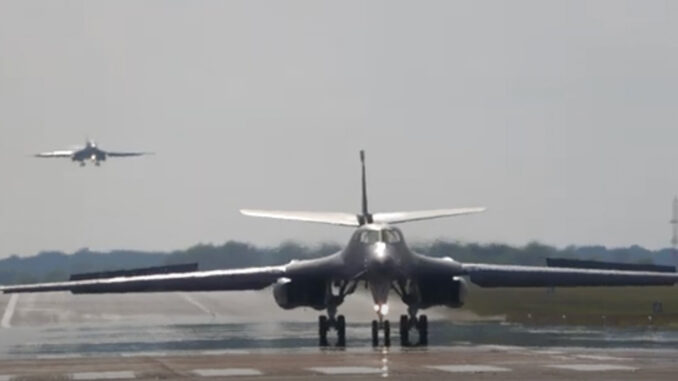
[308,367,384,375]
[427,365,513,373]
[545,364,638,372]
[192,369,262,377]
[71,371,136,380]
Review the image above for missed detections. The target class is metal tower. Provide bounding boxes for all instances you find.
[672,197,678,248]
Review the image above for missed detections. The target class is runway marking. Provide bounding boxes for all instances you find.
[1,294,19,328]
[200,350,250,355]
[120,352,168,357]
[575,354,629,361]
[36,354,84,360]
[0,375,14,381]
[308,367,383,375]
[427,365,512,373]
[192,369,262,377]
[546,364,638,372]
[179,292,214,316]
[71,371,135,380]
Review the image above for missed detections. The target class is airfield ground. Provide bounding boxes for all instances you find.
[1,290,678,380]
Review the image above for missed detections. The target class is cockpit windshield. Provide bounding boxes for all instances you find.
[359,229,402,244]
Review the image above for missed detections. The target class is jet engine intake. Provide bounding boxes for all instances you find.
[273,278,330,310]
[415,276,467,309]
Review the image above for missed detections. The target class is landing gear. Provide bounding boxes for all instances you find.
[318,313,346,347]
[399,313,428,346]
[371,319,391,347]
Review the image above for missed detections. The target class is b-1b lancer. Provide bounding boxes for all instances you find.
[35,140,151,166]
[4,151,678,347]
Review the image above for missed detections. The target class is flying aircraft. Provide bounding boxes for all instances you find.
[4,151,678,347]
[35,140,151,166]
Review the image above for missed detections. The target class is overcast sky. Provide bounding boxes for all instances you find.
[1,1,677,257]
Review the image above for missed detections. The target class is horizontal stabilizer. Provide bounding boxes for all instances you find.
[372,207,486,224]
[240,209,360,227]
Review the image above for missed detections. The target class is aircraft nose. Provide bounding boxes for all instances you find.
[366,242,397,269]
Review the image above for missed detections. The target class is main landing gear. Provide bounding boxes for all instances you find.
[318,314,346,347]
[399,313,428,347]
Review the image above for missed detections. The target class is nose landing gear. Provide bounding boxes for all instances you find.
[371,319,391,347]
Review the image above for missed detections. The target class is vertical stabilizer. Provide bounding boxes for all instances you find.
[360,150,373,224]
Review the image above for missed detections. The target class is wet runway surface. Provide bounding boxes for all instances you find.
[2,291,678,379]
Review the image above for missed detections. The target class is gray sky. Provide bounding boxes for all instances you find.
[1,0,677,257]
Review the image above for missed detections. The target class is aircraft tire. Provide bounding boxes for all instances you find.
[384,320,391,347]
[319,315,329,347]
[371,320,379,347]
[337,315,346,347]
[399,315,409,346]
[417,315,428,346]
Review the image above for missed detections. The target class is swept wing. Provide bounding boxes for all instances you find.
[0,266,286,294]
[105,151,152,157]
[35,150,74,158]
[461,263,678,287]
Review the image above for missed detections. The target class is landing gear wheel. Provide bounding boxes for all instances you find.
[371,320,379,347]
[417,314,428,346]
[399,315,410,346]
[383,320,391,347]
[336,315,346,347]
[319,315,329,347]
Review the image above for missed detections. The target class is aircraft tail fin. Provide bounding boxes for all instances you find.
[241,151,486,227]
[359,150,373,225]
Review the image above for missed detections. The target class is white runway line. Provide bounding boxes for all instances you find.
[0,375,14,381]
[36,354,84,360]
[546,364,638,372]
[1,294,19,328]
[200,350,248,355]
[179,292,214,316]
[427,365,512,373]
[308,367,384,375]
[192,369,262,377]
[120,352,168,358]
[72,371,135,380]
[574,354,630,361]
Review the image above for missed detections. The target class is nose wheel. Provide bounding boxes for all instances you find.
[318,314,346,347]
[399,314,428,346]
[371,319,391,347]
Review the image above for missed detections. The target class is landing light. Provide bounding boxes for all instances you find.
[375,242,386,259]
[380,304,389,315]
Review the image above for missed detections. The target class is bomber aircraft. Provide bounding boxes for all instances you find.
[35,140,151,166]
[4,151,678,347]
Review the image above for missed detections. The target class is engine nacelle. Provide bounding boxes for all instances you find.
[415,276,467,309]
[273,279,329,310]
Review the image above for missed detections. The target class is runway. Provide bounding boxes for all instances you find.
[1,291,678,379]
[0,346,676,380]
